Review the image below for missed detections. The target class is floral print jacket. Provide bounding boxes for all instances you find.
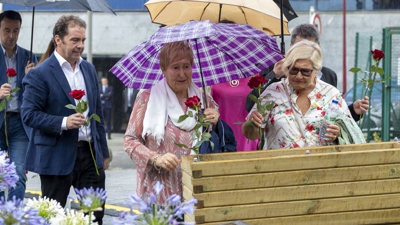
[249,78,352,149]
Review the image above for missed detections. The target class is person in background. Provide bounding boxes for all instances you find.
[123,87,139,121]
[243,40,362,149]
[210,19,258,151]
[100,77,113,140]
[124,41,236,203]
[0,10,37,200]
[21,15,108,224]
[246,23,369,120]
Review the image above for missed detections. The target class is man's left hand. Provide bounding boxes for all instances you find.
[25,61,35,74]
[104,158,110,170]
[353,96,370,115]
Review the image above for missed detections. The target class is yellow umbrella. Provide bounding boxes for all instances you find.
[144,0,289,36]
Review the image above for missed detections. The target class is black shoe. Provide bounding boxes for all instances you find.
[108,136,111,140]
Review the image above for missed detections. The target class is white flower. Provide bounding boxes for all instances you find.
[25,196,65,222]
[49,209,98,225]
[0,152,6,165]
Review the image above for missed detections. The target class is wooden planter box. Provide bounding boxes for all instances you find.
[182,142,400,225]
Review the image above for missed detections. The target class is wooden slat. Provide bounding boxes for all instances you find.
[200,146,336,161]
[202,208,400,225]
[183,164,400,193]
[188,179,400,208]
[335,142,395,152]
[193,193,400,223]
[183,148,400,178]
[187,142,397,163]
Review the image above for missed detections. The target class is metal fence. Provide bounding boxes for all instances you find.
[350,28,400,142]
[382,27,400,141]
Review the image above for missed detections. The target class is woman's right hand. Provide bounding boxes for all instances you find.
[248,110,265,128]
[156,153,180,171]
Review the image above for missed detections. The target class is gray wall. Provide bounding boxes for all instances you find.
[16,10,400,92]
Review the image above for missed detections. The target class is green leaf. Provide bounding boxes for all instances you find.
[375,67,384,75]
[202,132,211,141]
[0,101,6,111]
[178,115,189,123]
[249,94,259,103]
[65,104,76,110]
[92,113,101,123]
[359,78,367,84]
[193,124,202,131]
[194,140,204,149]
[382,76,392,82]
[264,102,275,111]
[210,141,214,150]
[349,67,361,73]
[371,65,377,72]
[195,129,201,138]
[11,88,20,93]
[187,111,193,117]
[81,101,88,113]
[256,104,262,113]
[367,80,375,87]
[174,142,189,148]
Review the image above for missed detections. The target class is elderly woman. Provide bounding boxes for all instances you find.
[243,40,357,149]
[124,41,236,202]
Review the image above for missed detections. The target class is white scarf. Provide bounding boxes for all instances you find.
[142,79,203,146]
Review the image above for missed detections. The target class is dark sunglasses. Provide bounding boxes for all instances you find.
[288,67,314,77]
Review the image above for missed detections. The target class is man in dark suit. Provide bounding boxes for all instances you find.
[123,88,139,121]
[21,15,108,224]
[0,10,37,200]
[100,77,113,139]
[246,24,369,120]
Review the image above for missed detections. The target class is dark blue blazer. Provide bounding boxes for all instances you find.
[0,45,37,136]
[21,53,109,175]
[100,85,113,109]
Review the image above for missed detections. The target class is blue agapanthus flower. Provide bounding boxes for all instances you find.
[113,181,197,225]
[0,151,19,191]
[71,187,107,213]
[0,197,46,225]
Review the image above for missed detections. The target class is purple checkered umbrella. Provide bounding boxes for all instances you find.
[110,20,283,90]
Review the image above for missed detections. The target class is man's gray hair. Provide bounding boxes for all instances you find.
[290,24,320,45]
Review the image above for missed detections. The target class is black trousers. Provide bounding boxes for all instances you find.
[102,106,112,138]
[40,141,106,225]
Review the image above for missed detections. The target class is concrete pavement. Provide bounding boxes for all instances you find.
[25,132,138,224]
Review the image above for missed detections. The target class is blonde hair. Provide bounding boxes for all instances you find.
[283,39,322,74]
[159,41,194,71]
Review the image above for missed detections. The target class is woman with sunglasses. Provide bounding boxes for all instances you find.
[243,39,353,149]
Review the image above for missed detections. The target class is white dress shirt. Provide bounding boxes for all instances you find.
[54,50,92,141]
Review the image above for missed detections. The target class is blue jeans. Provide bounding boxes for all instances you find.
[0,114,29,200]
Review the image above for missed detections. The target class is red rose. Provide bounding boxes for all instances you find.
[293,142,299,148]
[69,89,85,100]
[185,96,201,109]
[371,49,385,61]
[315,92,322,99]
[6,68,17,77]
[247,76,267,89]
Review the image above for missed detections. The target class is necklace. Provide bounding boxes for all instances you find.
[229,79,239,87]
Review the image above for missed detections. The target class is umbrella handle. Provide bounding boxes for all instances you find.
[280,0,285,54]
[194,39,209,109]
[29,7,35,62]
